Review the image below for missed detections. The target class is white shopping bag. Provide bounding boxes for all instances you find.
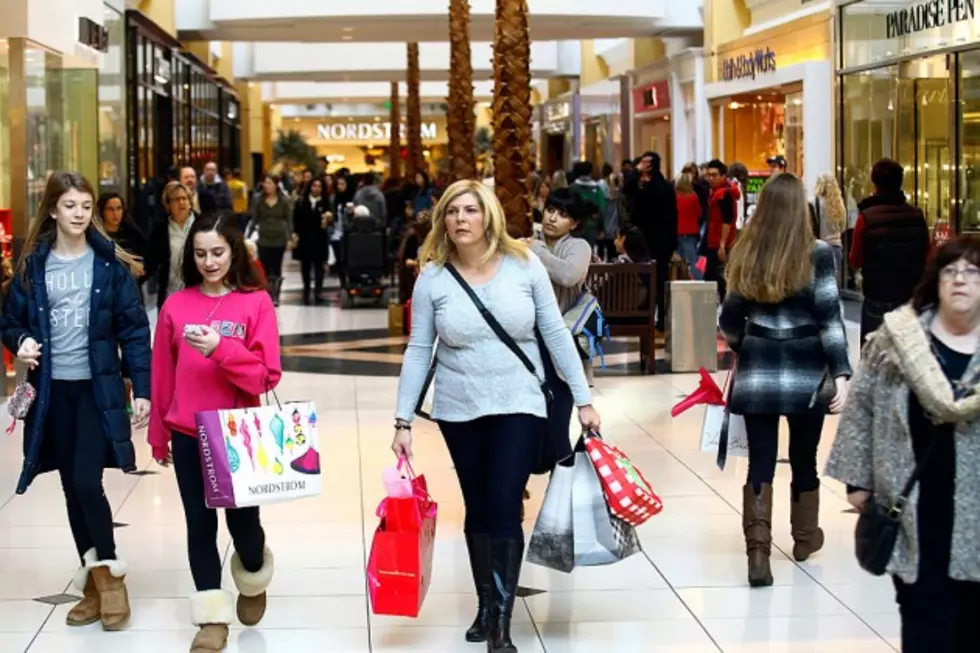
[700,404,748,459]
[526,458,576,573]
[570,451,641,568]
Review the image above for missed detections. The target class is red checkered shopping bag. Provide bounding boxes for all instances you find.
[584,431,663,526]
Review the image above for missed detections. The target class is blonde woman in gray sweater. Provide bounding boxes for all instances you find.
[811,174,847,274]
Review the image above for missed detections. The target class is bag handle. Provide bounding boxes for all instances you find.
[444,263,552,402]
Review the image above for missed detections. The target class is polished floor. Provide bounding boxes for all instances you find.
[0,269,902,652]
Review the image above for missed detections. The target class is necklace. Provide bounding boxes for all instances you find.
[200,287,231,324]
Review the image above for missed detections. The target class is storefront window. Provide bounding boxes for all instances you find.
[720,87,801,174]
[99,5,126,193]
[0,40,10,214]
[959,51,980,232]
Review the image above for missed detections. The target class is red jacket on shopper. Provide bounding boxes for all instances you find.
[676,191,702,237]
[706,180,740,250]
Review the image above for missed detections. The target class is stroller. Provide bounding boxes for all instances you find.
[342,207,388,307]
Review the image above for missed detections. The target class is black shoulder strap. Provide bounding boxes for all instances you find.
[444,263,540,380]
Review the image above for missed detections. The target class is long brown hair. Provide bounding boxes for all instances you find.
[181,212,263,291]
[13,171,142,290]
[725,173,815,303]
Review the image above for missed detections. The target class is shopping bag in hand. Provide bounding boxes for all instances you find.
[571,450,642,567]
[671,366,748,470]
[526,458,576,573]
[195,401,322,509]
[584,430,663,527]
[367,461,437,617]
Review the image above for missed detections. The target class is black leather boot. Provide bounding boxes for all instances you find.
[465,534,491,643]
[487,539,523,652]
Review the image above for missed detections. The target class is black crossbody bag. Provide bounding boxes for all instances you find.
[855,364,978,576]
[414,263,564,474]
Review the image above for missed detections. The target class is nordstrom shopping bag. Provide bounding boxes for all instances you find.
[526,459,576,573]
[367,472,438,618]
[571,451,642,567]
[584,431,663,527]
[195,401,322,509]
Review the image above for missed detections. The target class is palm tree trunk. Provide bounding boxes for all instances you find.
[389,81,402,180]
[492,0,533,237]
[406,43,424,178]
[448,0,476,181]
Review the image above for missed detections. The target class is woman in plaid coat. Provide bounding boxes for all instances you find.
[719,173,852,588]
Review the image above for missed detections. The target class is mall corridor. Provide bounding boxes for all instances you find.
[0,268,901,653]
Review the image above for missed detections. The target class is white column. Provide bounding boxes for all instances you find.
[801,62,833,196]
[694,52,710,162]
[669,66,686,175]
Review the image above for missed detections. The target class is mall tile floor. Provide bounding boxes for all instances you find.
[0,270,900,652]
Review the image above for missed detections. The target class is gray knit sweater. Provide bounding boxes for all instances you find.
[395,253,592,423]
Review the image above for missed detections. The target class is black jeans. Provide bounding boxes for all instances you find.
[300,256,325,296]
[439,414,545,541]
[704,248,727,302]
[171,432,266,591]
[743,413,825,497]
[48,380,116,562]
[894,564,980,652]
[258,246,286,279]
[861,297,903,347]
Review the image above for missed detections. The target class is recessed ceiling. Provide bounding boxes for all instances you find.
[180,14,698,43]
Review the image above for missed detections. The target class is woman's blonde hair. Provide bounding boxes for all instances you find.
[725,173,815,303]
[418,179,528,267]
[814,173,847,231]
[675,173,694,194]
[162,180,190,214]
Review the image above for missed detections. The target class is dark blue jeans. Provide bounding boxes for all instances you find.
[439,414,546,541]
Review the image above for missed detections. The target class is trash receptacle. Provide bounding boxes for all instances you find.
[666,280,719,373]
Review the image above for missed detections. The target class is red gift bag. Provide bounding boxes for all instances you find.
[584,431,663,527]
[367,466,437,617]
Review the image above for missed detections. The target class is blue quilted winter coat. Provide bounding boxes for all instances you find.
[0,231,151,494]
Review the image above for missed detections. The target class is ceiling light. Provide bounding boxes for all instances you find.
[342,27,354,32]
[342,36,353,41]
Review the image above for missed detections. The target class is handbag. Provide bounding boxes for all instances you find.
[855,437,937,576]
[6,380,36,435]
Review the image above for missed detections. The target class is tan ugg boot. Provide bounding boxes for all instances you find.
[189,590,234,653]
[88,559,130,631]
[66,548,100,627]
[230,547,274,626]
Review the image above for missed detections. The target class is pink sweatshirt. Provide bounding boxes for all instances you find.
[149,287,282,461]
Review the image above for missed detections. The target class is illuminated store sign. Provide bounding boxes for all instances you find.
[885,0,975,39]
[721,47,777,81]
[316,122,438,141]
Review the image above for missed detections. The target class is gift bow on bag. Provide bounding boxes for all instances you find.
[670,368,725,417]
[376,457,436,523]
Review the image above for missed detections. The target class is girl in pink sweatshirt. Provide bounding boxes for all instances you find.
[148,212,281,653]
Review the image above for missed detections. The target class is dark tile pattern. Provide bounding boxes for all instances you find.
[34,594,81,606]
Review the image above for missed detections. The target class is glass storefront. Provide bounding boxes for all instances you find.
[716,87,804,175]
[0,41,11,215]
[125,10,241,230]
[836,0,980,291]
[99,4,126,193]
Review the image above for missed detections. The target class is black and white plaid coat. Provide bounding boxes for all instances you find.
[719,241,852,415]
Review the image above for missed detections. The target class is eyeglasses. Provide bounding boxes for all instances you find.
[940,265,980,282]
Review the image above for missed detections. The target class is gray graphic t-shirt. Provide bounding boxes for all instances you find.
[45,248,94,380]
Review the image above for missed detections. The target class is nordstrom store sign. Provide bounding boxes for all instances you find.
[316,121,439,142]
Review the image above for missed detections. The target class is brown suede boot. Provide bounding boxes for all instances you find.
[66,549,100,627]
[88,559,130,631]
[190,590,234,653]
[791,489,825,562]
[230,547,274,627]
[742,484,774,588]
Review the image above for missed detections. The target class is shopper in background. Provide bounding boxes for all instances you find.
[199,162,233,212]
[728,162,749,231]
[827,236,980,653]
[148,181,197,310]
[392,180,599,652]
[849,158,931,346]
[624,151,677,334]
[675,171,703,280]
[1,171,151,632]
[810,174,847,274]
[247,174,293,306]
[292,176,332,305]
[720,173,851,588]
[99,193,147,276]
[767,154,788,176]
[703,159,739,301]
[150,213,281,653]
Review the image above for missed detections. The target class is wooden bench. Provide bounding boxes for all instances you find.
[585,262,657,374]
